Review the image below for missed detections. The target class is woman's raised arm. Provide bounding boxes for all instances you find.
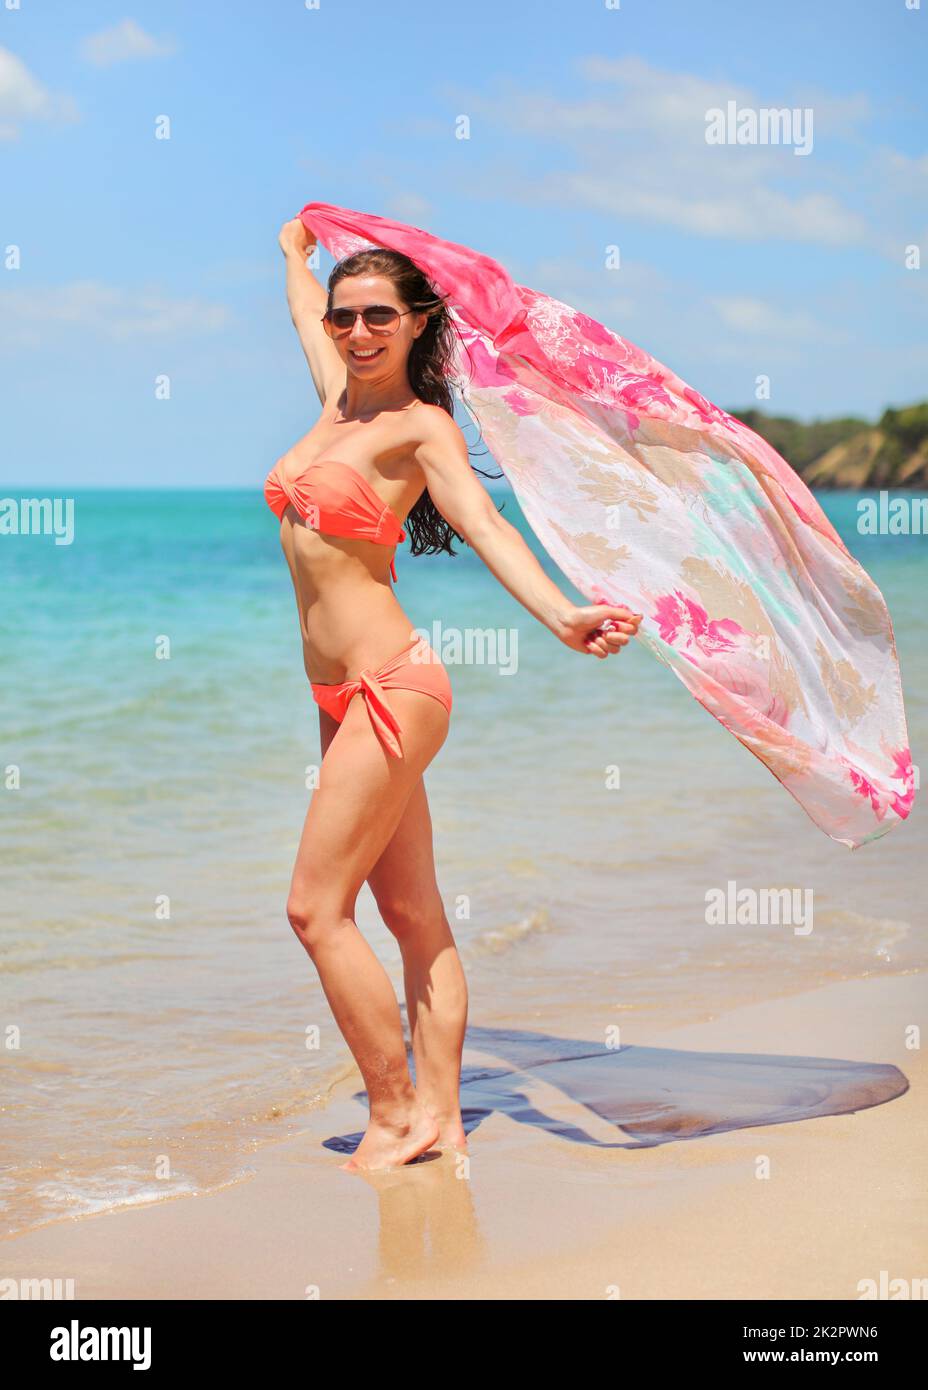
[278,217,346,408]
[414,410,642,658]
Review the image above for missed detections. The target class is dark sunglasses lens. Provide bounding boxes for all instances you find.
[364,306,400,331]
[328,309,357,331]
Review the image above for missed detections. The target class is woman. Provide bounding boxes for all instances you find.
[268,215,642,1173]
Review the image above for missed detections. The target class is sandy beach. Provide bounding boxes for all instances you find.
[3,969,924,1301]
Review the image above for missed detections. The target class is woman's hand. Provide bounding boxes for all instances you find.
[279,215,316,258]
[555,604,643,658]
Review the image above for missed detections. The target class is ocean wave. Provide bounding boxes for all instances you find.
[464,909,551,959]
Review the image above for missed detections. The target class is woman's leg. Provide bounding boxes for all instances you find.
[288,689,450,1170]
[365,779,468,1150]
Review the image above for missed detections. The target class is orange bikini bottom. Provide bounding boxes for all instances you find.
[310,635,452,759]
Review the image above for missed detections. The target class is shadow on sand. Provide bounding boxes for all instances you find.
[324,1022,908,1155]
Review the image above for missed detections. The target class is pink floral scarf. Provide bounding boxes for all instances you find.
[298,202,915,849]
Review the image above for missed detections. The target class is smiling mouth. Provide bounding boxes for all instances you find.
[349,346,385,361]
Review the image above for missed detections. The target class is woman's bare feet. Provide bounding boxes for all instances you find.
[420,1105,467,1152]
[340,1102,440,1172]
[432,1126,467,1152]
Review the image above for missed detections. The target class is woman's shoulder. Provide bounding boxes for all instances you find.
[408,399,470,475]
[411,399,463,443]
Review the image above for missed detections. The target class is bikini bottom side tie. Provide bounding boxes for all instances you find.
[310,637,453,759]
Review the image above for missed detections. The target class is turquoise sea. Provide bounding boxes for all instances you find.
[1,487,925,1233]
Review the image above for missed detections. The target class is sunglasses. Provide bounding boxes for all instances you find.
[321,304,414,338]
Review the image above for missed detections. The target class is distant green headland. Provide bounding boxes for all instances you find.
[728,402,928,489]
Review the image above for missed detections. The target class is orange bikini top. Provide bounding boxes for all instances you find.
[264,457,406,583]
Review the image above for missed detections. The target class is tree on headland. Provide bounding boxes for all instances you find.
[728,402,928,488]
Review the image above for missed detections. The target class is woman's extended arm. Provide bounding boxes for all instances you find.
[414,411,642,657]
[278,217,345,407]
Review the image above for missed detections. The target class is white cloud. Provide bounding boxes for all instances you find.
[709,295,848,343]
[874,147,928,183]
[438,55,905,250]
[527,171,866,244]
[79,19,176,68]
[384,192,435,226]
[0,281,233,349]
[520,254,672,324]
[0,46,78,139]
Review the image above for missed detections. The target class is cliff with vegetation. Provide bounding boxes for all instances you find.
[730,403,928,489]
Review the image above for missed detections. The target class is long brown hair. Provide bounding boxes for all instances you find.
[326,247,502,558]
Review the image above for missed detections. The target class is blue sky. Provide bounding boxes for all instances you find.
[2,0,925,486]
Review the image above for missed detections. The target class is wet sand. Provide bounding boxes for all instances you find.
[3,971,925,1300]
